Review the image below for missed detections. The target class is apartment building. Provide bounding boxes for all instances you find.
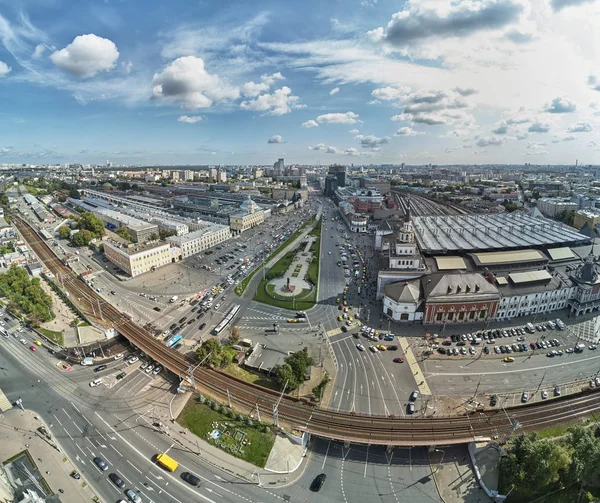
[537,198,578,218]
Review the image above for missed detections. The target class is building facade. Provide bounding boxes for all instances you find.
[229,195,265,234]
[103,241,174,277]
[383,280,423,321]
[422,273,500,324]
[168,224,231,258]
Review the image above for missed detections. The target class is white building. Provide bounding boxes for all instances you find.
[383,280,423,321]
[537,198,578,218]
[169,223,231,258]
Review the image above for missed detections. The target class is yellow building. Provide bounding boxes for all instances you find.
[573,209,600,230]
[229,195,265,234]
[103,241,175,277]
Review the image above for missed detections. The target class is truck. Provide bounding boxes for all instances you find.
[80,357,93,366]
[170,296,179,303]
[156,453,178,472]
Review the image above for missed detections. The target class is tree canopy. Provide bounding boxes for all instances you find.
[0,265,54,326]
[499,426,600,501]
[194,338,235,368]
[58,226,70,239]
[275,348,314,390]
[77,212,105,238]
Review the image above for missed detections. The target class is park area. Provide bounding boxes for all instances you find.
[178,396,275,468]
[253,218,321,311]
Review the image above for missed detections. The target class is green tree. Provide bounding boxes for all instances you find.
[0,265,53,325]
[77,212,105,238]
[69,187,80,199]
[116,226,135,242]
[149,232,159,241]
[195,338,223,367]
[566,425,600,487]
[275,363,298,390]
[58,226,71,239]
[283,348,314,386]
[159,229,177,239]
[72,229,93,247]
[500,432,572,498]
[231,326,240,344]
[502,200,518,212]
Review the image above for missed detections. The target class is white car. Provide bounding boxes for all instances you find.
[541,390,548,399]
[20,338,27,345]
[369,346,378,353]
[89,378,102,387]
[127,356,139,365]
[113,353,124,360]
[356,344,365,351]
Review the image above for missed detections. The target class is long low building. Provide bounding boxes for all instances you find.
[168,223,231,258]
[413,212,589,253]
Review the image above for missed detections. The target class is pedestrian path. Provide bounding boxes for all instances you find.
[327,328,343,337]
[398,337,432,396]
[0,387,12,412]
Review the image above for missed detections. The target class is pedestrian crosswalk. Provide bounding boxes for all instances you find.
[240,315,288,321]
[0,387,13,412]
[236,325,310,332]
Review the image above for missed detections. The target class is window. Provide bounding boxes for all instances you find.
[436,313,443,321]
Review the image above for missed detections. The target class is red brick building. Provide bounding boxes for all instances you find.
[422,273,500,324]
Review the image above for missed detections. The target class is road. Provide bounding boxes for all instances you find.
[0,333,286,503]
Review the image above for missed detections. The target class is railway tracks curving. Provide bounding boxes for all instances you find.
[14,217,600,446]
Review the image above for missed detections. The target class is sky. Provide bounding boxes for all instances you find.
[2,0,600,165]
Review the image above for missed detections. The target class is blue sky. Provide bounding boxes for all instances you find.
[2,0,600,165]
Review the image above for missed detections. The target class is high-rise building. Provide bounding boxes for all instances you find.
[328,164,346,187]
[324,175,338,197]
[273,158,284,175]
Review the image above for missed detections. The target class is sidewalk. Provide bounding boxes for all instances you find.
[130,385,309,488]
[430,445,493,503]
[0,408,101,503]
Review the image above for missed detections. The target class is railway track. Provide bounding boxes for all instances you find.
[14,217,600,446]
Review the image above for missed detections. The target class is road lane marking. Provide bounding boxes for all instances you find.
[63,427,73,440]
[75,444,85,456]
[145,476,183,503]
[126,459,143,474]
[110,444,123,457]
[72,422,83,434]
[322,440,331,469]
[117,469,132,484]
[61,407,72,420]
[53,414,62,426]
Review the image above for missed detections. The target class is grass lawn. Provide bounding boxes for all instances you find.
[178,397,275,468]
[38,328,64,345]
[235,264,263,296]
[222,363,278,390]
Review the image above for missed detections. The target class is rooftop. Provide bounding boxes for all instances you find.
[168,223,228,244]
[103,239,170,256]
[413,212,589,254]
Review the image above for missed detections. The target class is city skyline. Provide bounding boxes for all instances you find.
[1,0,600,165]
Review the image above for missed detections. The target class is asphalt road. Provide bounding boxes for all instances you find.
[0,334,290,503]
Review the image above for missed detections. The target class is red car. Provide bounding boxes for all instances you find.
[393,357,404,363]
[530,342,536,350]
[29,345,36,352]
[338,305,343,310]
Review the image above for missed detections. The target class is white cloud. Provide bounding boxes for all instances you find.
[178,115,203,124]
[371,86,411,101]
[348,129,360,134]
[528,121,551,133]
[391,114,412,122]
[527,141,546,150]
[492,121,509,134]
[551,134,576,143]
[152,56,239,110]
[315,111,361,124]
[307,143,327,151]
[395,127,423,136]
[0,61,10,77]
[32,44,49,59]
[240,86,302,115]
[329,87,340,95]
[241,72,285,97]
[301,120,319,128]
[355,134,390,148]
[50,34,119,78]
[267,135,286,144]
[551,0,596,12]
[476,136,507,147]
[307,143,368,156]
[545,97,576,114]
[567,121,593,132]
[373,0,523,46]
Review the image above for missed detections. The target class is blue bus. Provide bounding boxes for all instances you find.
[165,334,182,348]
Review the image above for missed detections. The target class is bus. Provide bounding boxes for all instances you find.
[165,334,182,348]
[213,304,241,336]
[156,453,178,472]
